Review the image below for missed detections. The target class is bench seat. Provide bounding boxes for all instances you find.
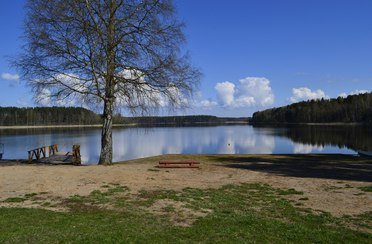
[156,160,200,168]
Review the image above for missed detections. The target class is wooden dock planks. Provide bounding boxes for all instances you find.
[28,144,81,165]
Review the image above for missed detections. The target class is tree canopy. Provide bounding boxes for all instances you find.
[16,0,201,164]
[251,93,372,124]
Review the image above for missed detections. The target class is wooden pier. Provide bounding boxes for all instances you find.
[28,144,81,165]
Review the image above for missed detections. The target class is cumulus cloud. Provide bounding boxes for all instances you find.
[1,73,20,81]
[289,87,328,103]
[214,77,274,108]
[237,77,274,106]
[338,90,370,98]
[33,70,184,110]
[215,81,235,106]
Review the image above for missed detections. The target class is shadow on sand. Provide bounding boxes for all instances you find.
[214,154,372,182]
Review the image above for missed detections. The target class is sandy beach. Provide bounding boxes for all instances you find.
[0,154,371,217]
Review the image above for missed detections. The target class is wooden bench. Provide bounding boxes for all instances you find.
[157,160,200,168]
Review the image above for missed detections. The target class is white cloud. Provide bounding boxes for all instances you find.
[237,77,274,106]
[199,100,218,109]
[36,88,52,106]
[338,92,348,98]
[33,73,88,107]
[289,87,328,103]
[33,70,183,109]
[1,73,20,81]
[16,98,30,107]
[338,90,369,98]
[235,96,256,107]
[215,81,235,106]
[214,77,274,108]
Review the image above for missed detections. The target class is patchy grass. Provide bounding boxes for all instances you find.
[3,192,42,203]
[3,197,27,203]
[358,186,372,192]
[24,193,38,198]
[147,168,160,172]
[0,183,371,243]
[278,188,304,195]
[299,197,309,201]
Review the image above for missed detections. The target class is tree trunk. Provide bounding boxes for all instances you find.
[99,99,113,165]
[99,0,116,165]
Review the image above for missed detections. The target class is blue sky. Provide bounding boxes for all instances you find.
[0,0,372,116]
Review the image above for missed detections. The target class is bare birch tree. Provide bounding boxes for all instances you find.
[15,0,201,165]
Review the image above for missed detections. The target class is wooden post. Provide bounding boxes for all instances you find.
[72,145,81,165]
[28,151,32,163]
[42,147,46,158]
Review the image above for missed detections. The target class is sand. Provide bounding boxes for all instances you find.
[0,154,371,217]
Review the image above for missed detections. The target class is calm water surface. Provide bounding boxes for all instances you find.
[0,125,371,164]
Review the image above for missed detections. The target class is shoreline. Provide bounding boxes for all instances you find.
[0,154,371,219]
[0,124,135,130]
[0,153,363,166]
[250,122,367,126]
[0,121,249,130]
[0,121,369,130]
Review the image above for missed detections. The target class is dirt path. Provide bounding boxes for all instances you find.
[0,154,371,216]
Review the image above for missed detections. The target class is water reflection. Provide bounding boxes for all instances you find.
[0,125,367,164]
[255,125,372,152]
[292,143,324,154]
[112,126,276,162]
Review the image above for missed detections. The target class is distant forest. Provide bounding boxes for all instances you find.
[251,93,372,124]
[0,107,248,126]
[114,115,248,126]
[0,107,100,126]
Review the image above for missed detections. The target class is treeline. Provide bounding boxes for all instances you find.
[251,93,372,124]
[114,115,249,126]
[0,107,101,126]
[0,106,249,126]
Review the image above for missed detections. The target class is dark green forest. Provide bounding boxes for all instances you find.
[113,115,248,126]
[0,107,101,126]
[251,93,372,124]
[0,107,248,126]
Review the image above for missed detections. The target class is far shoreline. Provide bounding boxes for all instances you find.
[250,122,367,126]
[0,121,369,130]
[0,121,250,130]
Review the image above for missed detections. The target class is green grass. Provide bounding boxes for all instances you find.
[358,186,372,192]
[3,197,27,203]
[0,183,371,243]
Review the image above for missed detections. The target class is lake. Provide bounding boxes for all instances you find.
[0,125,371,164]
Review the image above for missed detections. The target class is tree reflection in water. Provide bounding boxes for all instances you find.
[253,125,372,152]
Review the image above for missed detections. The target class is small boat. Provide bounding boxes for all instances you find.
[358,150,372,158]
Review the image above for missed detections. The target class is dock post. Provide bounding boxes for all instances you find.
[72,145,81,165]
